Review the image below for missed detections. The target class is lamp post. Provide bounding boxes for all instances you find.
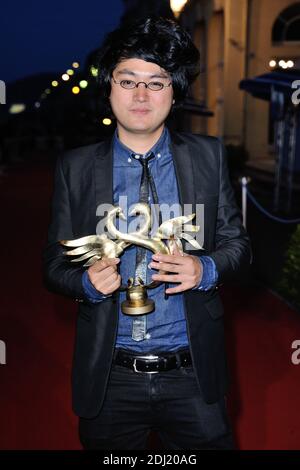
[170,0,188,18]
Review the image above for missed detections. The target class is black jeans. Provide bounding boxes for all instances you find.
[79,362,234,450]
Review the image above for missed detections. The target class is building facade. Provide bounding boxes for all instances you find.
[180,0,300,168]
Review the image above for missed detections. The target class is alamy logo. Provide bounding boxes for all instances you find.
[95,199,205,249]
[291,80,300,105]
[291,340,300,365]
[0,80,6,104]
[0,340,6,365]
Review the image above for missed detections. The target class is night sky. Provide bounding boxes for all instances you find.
[2,0,124,84]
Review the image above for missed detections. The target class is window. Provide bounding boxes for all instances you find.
[272,2,300,43]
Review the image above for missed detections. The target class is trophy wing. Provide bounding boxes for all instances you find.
[154,214,203,250]
[60,234,124,267]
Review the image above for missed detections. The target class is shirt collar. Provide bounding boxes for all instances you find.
[113,127,170,166]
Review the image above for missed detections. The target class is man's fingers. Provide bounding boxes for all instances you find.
[152,273,181,283]
[110,274,121,290]
[149,261,180,273]
[89,257,120,273]
[106,273,122,294]
[88,265,118,284]
[94,273,121,295]
[165,284,186,294]
[96,270,119,288]
[102,265,119,277]
[152,253,185,265]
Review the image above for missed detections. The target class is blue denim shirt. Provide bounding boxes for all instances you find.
[82,127,218,352]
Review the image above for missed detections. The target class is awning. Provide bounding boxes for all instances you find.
[239,70,300,102]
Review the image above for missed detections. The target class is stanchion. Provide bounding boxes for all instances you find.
[239,176,251,228]
[239,177,300,225]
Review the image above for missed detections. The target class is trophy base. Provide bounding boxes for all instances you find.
[121,298,154,316]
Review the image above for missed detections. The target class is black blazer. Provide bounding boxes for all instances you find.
[43,129,251,418]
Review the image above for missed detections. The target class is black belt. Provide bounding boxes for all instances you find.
[113,348,192,374]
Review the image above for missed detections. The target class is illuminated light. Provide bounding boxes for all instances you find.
[41,93,47,99]
[102,118,112,126]
[170,0,188,17]
[281,63,288,69]
[90,65,98,77]
[79,80,88,88]
[9,103,26,114]
[34,102,40,108]
[72,62,80,68]
[62,74,70,81]
[269,60,277,67]
[287,60,294,68]
[45,89,51,94]
[279,60,286,67]
[72,86,80,94]
[67,69,74,75]
[52,80,58,87]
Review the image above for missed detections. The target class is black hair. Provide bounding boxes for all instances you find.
[96,16,200,107]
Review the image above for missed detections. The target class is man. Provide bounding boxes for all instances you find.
[43,17,251,450]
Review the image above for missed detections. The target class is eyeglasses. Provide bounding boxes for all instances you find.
[111,76,172,91]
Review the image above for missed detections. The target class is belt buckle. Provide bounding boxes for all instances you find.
[133,354,160,374]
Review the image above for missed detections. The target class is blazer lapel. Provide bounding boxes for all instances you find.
[169,129,196,210]
[94,137,114,229]
[169,130,196,251]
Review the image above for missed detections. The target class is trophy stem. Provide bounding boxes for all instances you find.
[121,284,154,316]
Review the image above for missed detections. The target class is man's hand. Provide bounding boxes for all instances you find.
[87,258,121,295]
[150,246,203,294]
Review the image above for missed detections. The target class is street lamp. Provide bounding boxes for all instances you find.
[102,118,112,126]
[9,103,26,114]
[90,65,98,77]
[170,0,188,17]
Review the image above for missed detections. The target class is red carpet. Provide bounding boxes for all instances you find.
[0,163,300,449]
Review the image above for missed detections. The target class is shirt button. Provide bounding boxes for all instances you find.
[145,333,151,339]
[128,157,132,163]
[157,153,161,158]
[134,154,140,159]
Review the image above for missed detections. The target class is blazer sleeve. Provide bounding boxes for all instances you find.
[209,139,252,283]
[42,155,85,300]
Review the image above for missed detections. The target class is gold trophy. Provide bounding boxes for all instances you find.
[121,277,154,315]
[61,203,202,315]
